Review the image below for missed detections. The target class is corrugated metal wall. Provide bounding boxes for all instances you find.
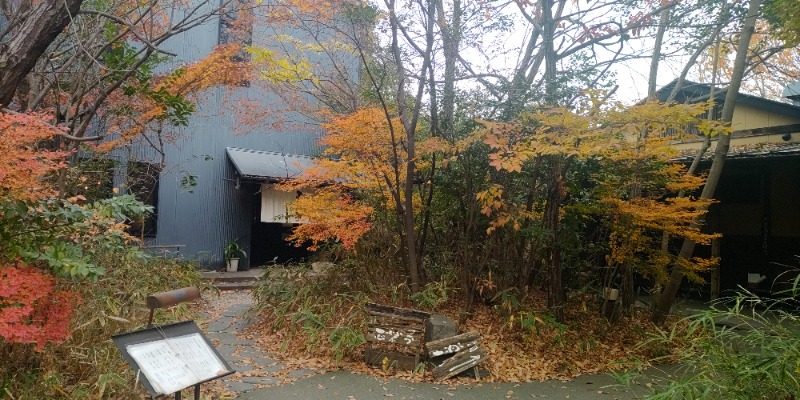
[129,1,326,269]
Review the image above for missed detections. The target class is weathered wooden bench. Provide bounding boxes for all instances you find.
[363,303,489,380]
[364,303,431,371]
[425,331,486,380]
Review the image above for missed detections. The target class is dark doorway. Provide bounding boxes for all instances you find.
[249,222,312,266]
[713,156,800,294]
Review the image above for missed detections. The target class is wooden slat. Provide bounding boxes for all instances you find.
[425,331,480,358]
[367,320,425,332]
[364,348,419,371]
[366,303,430,322]
[368,317,423,329]
[431,345,487,380]
[366,326,423,346]
[731,123,800,138]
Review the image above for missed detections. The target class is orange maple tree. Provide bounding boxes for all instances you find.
[276,107,400,250]
[98,44,251,153]
[472,99,725,305]
[0,111,68,202]
[277,107,440,250]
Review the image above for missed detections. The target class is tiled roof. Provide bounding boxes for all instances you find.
[672,141,800,162]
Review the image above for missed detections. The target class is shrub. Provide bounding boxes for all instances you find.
[252,266,368,364]
[644,285,800,399]
[0,262,78,350]
[0,249,204,399]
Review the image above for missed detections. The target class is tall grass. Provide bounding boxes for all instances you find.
[644,282,800,399]
[251,266,370,364]
[0,249,206,399]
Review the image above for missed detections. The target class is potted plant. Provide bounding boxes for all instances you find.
[224,240,246,272]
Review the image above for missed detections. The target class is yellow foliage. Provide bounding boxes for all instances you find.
[249,46,316,84]
[279,186,374,251]
[475,99,725,282]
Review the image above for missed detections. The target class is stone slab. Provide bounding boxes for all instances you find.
[424,314,457,343]
[226,381,256,392]
[242,376,278,385]
[217,336,253,346]
[207,317,236,332]
[223,304,252,317]
[231,364,254,372]
[286,369,316,379]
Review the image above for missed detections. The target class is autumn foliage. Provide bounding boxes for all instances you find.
[0,261,78,350]
[0,112,68,202]
[0,111,82,350]
[466,99,727,306]
[284,189,374,250]
[0,110,150,351]
[278,108,408,249]
[99,44,252,152]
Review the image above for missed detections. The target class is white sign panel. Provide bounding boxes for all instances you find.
[126,333,229,395]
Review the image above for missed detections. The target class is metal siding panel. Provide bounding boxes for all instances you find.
[152,94,320,269]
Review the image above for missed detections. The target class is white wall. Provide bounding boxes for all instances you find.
[260,185,306,224]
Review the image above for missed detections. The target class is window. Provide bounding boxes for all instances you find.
[68,158,116,201]
[126,162,161,237]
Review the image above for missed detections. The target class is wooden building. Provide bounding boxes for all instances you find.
[657,80,800,297]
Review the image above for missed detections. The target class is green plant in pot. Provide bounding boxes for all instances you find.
[224,240,246,272]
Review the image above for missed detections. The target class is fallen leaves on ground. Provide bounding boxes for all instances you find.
[243,286,682,384]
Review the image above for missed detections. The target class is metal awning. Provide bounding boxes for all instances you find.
[225,147,314,181]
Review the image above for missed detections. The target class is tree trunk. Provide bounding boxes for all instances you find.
[543,156,564,321]
[386,0,435,292]
[539,0,566,322]
[647,8,671,98]
[435,0,461,141]
[0,0,84,106]
[652,0,762,325]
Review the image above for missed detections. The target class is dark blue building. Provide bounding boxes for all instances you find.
[108,2,356,270]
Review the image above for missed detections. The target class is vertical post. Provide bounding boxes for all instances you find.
[147,308,155,328]
[711,237,721,300]
[175,390,181,400]
[194,383,201,400]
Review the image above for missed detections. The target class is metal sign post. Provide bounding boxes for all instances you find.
[146,287,201,328]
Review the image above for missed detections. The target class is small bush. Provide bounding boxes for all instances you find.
[0,249,204,399]
[252,266,368,364]
[410,278,453,310]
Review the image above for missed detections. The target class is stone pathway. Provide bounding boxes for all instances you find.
[198,290,316,397]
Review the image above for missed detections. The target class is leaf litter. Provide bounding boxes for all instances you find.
[226,286,684,385]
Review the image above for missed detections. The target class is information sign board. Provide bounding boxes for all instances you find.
[112,321,234,397]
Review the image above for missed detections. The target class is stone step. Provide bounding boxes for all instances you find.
[213,281,258,291]
[200,268,265,290]
[210,275,261,283]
